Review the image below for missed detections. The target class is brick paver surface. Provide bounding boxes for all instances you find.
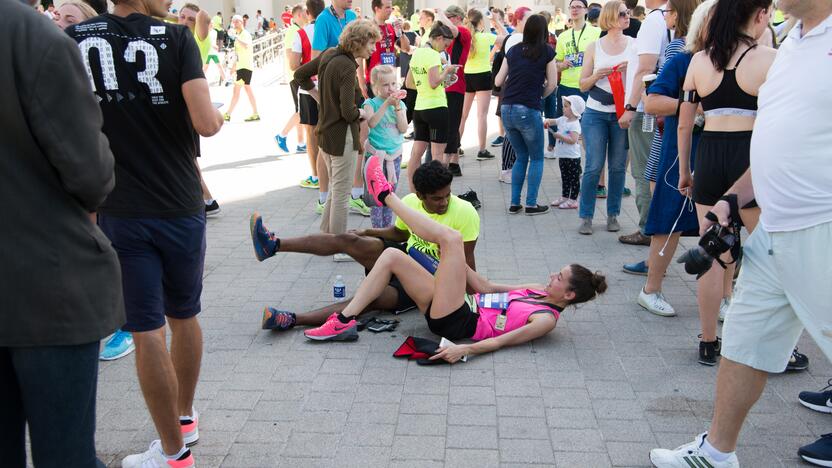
[94,81,829,467]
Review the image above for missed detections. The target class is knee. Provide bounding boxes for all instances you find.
[437,228,463,247]
[335,233,361,246]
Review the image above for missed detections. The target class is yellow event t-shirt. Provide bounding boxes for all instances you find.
[394,193,480,260]
[211,14,222,31]
[555,24,602,89]
[464,32,497,74]
[235,29,253,70]
[410,46,446,110]
[193,28,215,64]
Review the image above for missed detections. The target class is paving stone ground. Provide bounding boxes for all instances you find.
[94,78,829,467]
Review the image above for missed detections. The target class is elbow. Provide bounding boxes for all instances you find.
[195,115,223,137]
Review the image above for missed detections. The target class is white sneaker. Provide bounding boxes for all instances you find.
[638,289,676,317]
[544,148,557,159]
[650,433,739,468]
[718,297,730,322]
[333,253,354,262]
[122,440,194,468]
[499,170,512,184]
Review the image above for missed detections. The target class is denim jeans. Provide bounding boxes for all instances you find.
[579,108,628,219]
[501,104,545,207]
[0,342,104,468]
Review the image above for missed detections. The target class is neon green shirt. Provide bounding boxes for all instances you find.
[555,24,602,89]
[193,28,215,63]
[464,32,497,74]
[394,193,480,259]
[234,29,253,70]
[211,14,222,31]
[410,46,446,110]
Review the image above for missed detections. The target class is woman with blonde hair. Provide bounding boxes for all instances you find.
[294,19,381,238]
[53,1,97,29]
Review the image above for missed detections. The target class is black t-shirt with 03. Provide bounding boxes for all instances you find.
[67,13,205,218]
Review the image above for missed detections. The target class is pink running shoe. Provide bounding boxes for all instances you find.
[180,408,198,446]
[304,313,359,341]
[363,155,393,207]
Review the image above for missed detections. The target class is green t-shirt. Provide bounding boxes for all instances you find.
[394,193,480,259]
[410,46,446,110]
[555,24,602,89]
[464,32,497,74]
[235,29,253,70]
[193,28,215,63]
[211,14,223,31]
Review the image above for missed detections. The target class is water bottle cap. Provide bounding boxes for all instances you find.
[336,275,343,280]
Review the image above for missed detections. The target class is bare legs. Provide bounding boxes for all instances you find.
[408,140,447,190]
[133,317,202,455]
[278,232,385,270]
[643,233,681,294]
[706,358,768,452]
[226,84,258,116]
[293,288,400,326]
[304,125,318,178]
[695,204,736,342]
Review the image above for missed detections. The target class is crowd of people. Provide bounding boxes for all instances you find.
[4,0,832,466]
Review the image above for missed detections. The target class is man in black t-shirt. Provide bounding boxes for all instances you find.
[67,0,222,465]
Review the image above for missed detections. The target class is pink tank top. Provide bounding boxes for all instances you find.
[471,289,562,341]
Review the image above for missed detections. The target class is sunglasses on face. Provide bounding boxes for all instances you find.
[569,5,586,10]
[618,10,629,17]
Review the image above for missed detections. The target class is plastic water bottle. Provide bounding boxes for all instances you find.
[641,73,658,133]
[333,275,346,301]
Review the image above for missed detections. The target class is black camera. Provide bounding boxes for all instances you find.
[677,214,740,277]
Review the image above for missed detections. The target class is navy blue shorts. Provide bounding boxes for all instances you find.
[99,214,206,332]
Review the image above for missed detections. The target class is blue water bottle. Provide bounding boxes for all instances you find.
[333,275,346,301]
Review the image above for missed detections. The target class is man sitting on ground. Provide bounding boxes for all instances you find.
[248,161,480,330]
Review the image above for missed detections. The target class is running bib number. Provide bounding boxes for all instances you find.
[478,293,509,310]
[79,38,164,94]
[566,52,584,67]
[380,52,396,65]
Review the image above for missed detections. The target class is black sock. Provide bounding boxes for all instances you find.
[274,238,281,252]
[378,190,390,206]
[336,312,352,324]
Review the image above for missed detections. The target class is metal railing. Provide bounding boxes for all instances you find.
[252,29,288,83]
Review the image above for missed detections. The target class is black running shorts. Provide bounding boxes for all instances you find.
[413,107,449,144]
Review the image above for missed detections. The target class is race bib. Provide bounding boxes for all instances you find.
[567,52,584,67]
[380,52,396,65]
[478,293,509,310]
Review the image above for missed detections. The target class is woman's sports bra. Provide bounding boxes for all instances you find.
[700,45,758,118]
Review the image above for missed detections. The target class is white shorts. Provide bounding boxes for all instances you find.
[721,220,832,373]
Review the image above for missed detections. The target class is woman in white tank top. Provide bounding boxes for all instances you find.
[575,1,638,235]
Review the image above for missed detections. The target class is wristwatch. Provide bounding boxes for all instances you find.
[624,104,637,112]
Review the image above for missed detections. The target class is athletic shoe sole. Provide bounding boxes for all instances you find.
[206,208,221,218]
[622,266,649,276]
[698,358,718,366]
[800,454,832,467]
[249,213,273,262]
[183,429,199,447]
[799,399,832,414]
[786,363,809,371]
[99,343,135,361]
[304,327,359,342]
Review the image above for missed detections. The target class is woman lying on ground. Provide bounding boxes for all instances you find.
[303,156,607,362]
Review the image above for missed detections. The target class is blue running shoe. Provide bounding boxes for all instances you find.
[261,307,297,330]
[274,134,290,153]
[296,144,307,154]
[623,260,649,276]
[100,329,135,361]
[249,212,279,262]
[490,135,505,147]
[799,433,832,467]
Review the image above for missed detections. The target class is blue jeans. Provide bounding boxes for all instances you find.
[0,342,104,468]
[579,108,628,219]
[501,104,545,206]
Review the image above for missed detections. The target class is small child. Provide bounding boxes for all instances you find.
[544,95,586,209]
[362,65,408,227]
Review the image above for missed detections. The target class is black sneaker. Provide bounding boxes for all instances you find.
[525,205,550,216]
[508,205,522,214]
[449,163,462,177]
[205,200,221,217]
[457,189,481,209]
[786,347,809,371]
[698,336,721,366]
[798,379,832,414]
[404,132,414,140]
[799,433,832,467]
[476,150,495,160]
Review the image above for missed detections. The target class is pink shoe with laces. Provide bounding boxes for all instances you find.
[304,313,359,341]
[363,156,394,207]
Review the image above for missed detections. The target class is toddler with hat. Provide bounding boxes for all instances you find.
[545,95,586,209]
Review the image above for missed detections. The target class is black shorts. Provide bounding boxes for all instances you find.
[299,93,319,126]
[445,92,464,153]
[98,214,206,333]
[413,107,449,144]
[465,72,492,93]
[424,300,478,341]
[290,80,300,112]
[693,131,758,208]
[404,88,418,124]
[236,68,253,85]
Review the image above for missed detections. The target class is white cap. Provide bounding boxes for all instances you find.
[231,14,243,22]
[563,95,586,118]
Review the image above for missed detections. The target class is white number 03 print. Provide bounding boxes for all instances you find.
[78,37,163,94]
